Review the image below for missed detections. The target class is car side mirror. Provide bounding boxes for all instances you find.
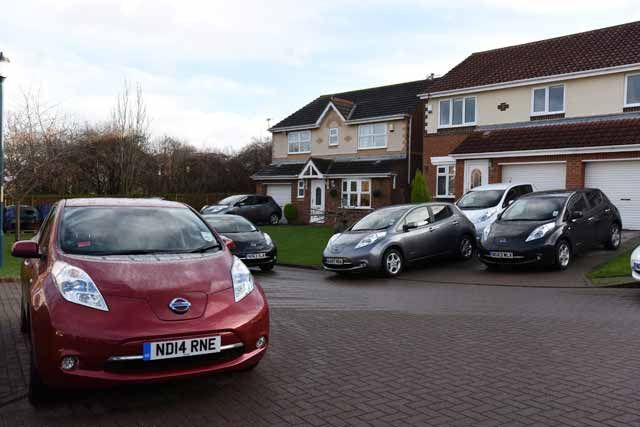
[571,210,584,220]
[403,222,418,232]
[11,240,39,258]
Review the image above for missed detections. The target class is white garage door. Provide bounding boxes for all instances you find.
[585,161,640,230]
[502,163,566,191]
[266,184,292,208]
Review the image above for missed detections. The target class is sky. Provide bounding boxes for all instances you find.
[2,0,640,151]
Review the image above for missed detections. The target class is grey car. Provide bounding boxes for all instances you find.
[201,194,282,225]
[322,203,476,277]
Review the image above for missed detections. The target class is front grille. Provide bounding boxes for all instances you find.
[104,346,244,373]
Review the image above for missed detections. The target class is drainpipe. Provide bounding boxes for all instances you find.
[407,115,412,185]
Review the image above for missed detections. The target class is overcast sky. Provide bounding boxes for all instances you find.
[2,1,640,150]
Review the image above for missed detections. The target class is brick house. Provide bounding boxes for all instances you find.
[253,80,434,224]
[420,21,640,230]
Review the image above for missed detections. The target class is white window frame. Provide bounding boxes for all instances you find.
[287,130,311,154]
[357,123,387,150]
[530,84,565,116]
[624,73,640,107]
[328,127,339,146]
[341,178,372,209]
[438,96,477,128]
[297,180,305,198]
[435,164,456,198]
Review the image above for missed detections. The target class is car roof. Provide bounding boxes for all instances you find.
[521,189,576,198]
[468,183,530,191]
[64,198,187,208]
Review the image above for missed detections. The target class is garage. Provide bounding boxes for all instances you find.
[501,162,566,191]
[585,160,640,230]
[266,183,292,208]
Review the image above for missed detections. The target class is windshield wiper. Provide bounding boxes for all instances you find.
[190,243,221,253]
[73,249,187,256]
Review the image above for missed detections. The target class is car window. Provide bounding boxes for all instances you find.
[502,197,566,221]
[587,190,604,208]
[503,188,519,207]
[38,204,58,252]
[203,215,256,233]
[238,196,255,206]
[404,207,432,228]
[457,190,505,209]
[351,206,409,231]
[218,195,245,205]
[430,205,453,222]
[256,196,269,205]
[569,194,589,213]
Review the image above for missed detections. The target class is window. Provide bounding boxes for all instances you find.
[625,74,640,106]
[439,97,476,127]
[288,130,311,154]
[431,205,453,222]
[328,127,339,146]
[569,194,589,214]
[470,169,482,189]
[341,179,371,208]
[297,180,305,198]
[405,207,431,228]
[358,123,387,149]
[587,190,604,208]
[531,85,564,115]
[436,165,455,198]
[503,185,531,208]
[314,187,322,206]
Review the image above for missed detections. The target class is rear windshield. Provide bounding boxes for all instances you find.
[501,197,566,221]
[60,207,219,255]
[352,206,410,231]
[203,215,256,233]
[218,195,245,205]
[457,190,505,210]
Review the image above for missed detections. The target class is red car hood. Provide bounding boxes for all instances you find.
[58,251,234,321]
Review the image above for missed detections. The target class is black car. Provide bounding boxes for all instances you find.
[202,195,282,225]
[202,214,277,271]
[479,189,622,270]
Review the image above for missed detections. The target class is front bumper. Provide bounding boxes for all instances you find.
[33,285,269,389]
[321,245,385,273]
[478,241,556,266]
[237,247,277,267]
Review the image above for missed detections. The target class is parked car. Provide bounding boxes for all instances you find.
[456,183,534,237]
[322,203,476,277]
[478,189,622,270]
[201,195,282,225]
[202,214,276,271]
[12,198,269,404]
[3,204,42,232]
[631,246,640,281]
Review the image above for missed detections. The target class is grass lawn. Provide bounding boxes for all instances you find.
[261,225,335,267]
[588,248,633,279]
[0,232,35,279]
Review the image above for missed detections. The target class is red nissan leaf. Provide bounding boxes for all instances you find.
[12,198,269,404]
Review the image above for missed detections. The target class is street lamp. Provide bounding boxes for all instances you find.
[0,52,10,268]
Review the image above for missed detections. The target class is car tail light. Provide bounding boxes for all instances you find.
[222,236,236,250]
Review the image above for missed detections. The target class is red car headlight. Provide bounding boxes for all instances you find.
[52,261,109,311]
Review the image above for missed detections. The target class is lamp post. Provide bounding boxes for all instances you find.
[0,52,10,268]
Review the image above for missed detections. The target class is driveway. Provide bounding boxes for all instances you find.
[3,269,640,426]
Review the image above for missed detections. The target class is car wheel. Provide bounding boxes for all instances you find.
[259,262,275,272]
[268,214,279,225]
[28,344,50,405]
[458,235,475,261]
[605,223,621,250]
[555,240,571,271]
[382,248,403,277]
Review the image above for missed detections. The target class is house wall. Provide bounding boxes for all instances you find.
[424,72,629,133]
[423,132,472,200]
[272,109,409,159]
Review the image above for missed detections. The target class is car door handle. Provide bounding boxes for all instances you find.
[621,198,631,201]
[587,216,595,222]
[605,209,611,213]
[452,221,459,225]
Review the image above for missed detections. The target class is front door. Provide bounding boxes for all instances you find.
[310,179,325,224]
[464,160,489,192]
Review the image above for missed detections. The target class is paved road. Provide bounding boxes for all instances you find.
[2,267,640,426]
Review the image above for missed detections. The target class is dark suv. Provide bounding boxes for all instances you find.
[479,189,622,270]
[201,195,282,225]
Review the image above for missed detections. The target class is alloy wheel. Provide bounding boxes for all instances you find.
[609,224,621,249]
[460,237,474,260]
[557,242,571,269]
[385,252,402,276]
[269,214,279,225]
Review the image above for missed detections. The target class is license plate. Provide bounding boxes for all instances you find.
[246,253,267,259]
[490,251,514,259]
[143,336,221,361]
[326,258,344,265]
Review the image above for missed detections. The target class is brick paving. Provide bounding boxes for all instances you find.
[2,267,640,426]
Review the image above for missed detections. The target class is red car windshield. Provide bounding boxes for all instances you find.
[59,206,220,255]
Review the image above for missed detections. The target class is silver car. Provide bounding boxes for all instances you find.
[322,203,476,277]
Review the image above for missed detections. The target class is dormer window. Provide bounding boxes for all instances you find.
[531,84,564,115]
[625,74,640,107]
[439,97,476,128]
